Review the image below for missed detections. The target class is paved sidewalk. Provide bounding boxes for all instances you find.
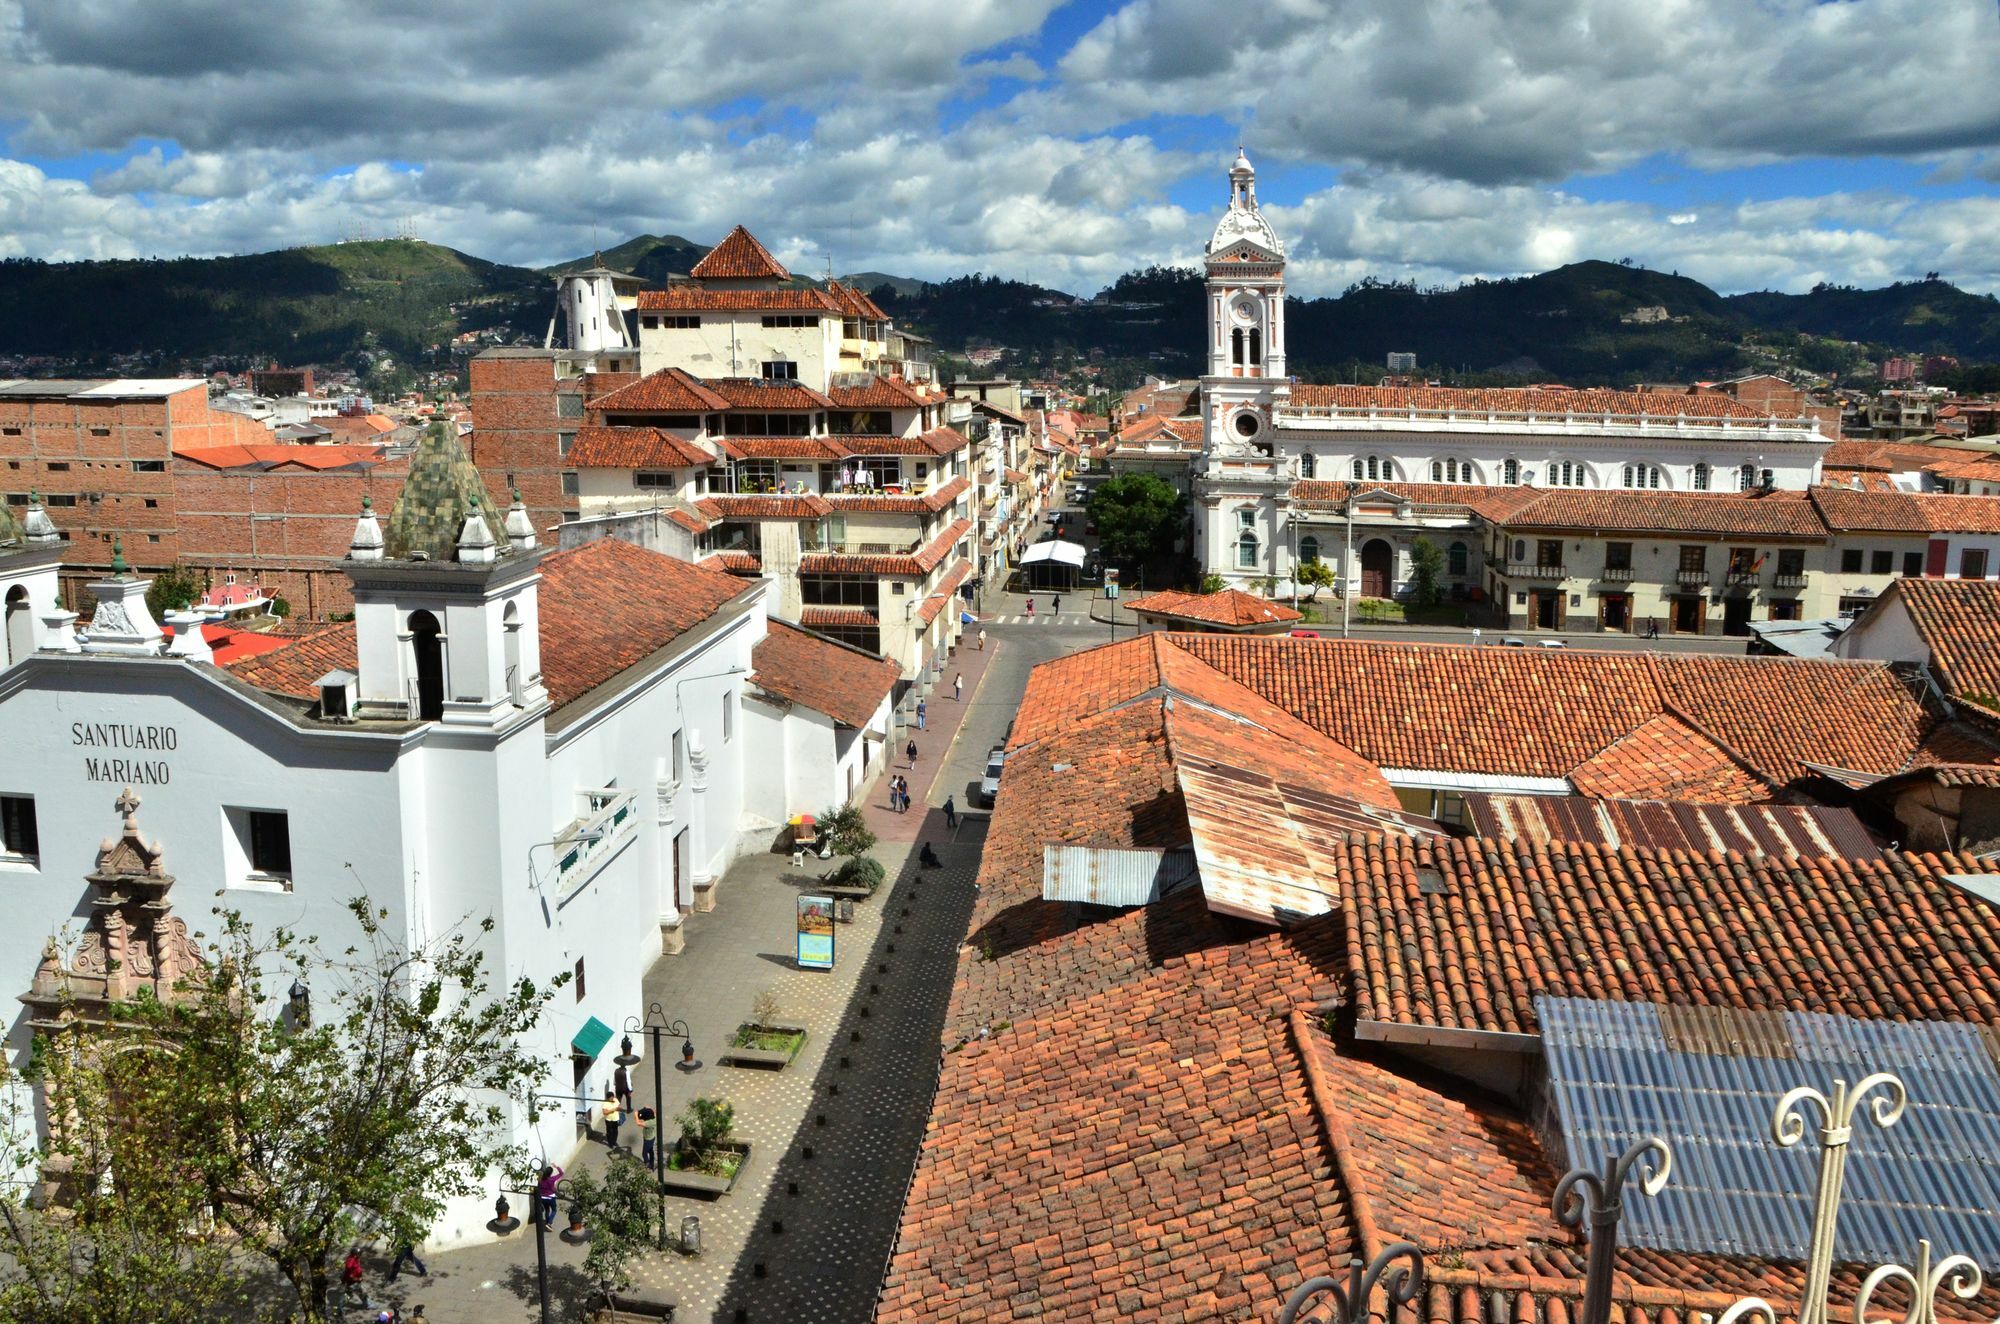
[873,636,1001,845]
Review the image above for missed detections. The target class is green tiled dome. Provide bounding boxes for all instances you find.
[384,422,506,561]
[0,500,21,548]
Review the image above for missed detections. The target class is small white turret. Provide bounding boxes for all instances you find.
[163,609,214,663]
[349,495,385,562]
[22,492,59,547]
[456,505,498,565]
[504,489,537,553]
[79,538,166,656]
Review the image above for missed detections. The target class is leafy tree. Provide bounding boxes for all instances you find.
[0,898,566,1321]
[1408,536,1445,607]
[675,1097,737,1175]
[561,1159,657,1298]
[1297,558,1337,602]
[1088,473,1186,565]
[1199,573,1226,594]
[819,802,877,861]
[143,563,208,619]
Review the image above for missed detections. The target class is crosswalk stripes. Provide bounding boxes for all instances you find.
[987,614,1090,625]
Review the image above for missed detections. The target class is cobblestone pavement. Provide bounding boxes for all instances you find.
[393,652,1002,1323]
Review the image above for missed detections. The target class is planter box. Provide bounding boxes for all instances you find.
[588,1286,677,1321]
[657,1140,750,1198]
[818,883,877,903]
[719,1024,808,1069]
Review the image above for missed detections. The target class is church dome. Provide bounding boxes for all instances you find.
[1206,149,1285,260]
[0,499,21,548]
[384,422,510,562]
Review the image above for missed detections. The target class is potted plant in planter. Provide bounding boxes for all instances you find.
[815,804,881,901]
[572,1159,676,1322]
[720,988,809,1070]
[657,1096,750,1197]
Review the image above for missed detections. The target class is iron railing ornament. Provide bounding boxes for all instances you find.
[1772,1073,1908,1324]
[1853,1240,1982,1324]
[1278,1241,1424,1324]
[1553,1137,1673,1324]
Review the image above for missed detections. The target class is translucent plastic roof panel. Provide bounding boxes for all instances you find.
[1539,996,2000,1269]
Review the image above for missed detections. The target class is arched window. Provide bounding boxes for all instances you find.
[4,585,30,670]
[1237,532,1259,568]
[1513,539,1527,562]
[1503,458,1520,485]
[1351,458,1365,480]
[1248,327,1262,365]
[1431,460,1443,483]
[1231,327,1245,366]
[1622,464,1662,489]
[503,600,524,706]
[1300,452,1316,479]
[1299,535,1321,564]
[408,610,444,721]
[1739,463,1757,491]
[1692,461,1710,491]
[1448,541,1469,576]
[1550,461,1585,487]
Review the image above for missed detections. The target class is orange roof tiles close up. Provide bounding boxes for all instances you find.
[565,425,713,469]
[749,621,898,728]
[1127,587,1303,628]
[1289,383,1778,421]
[1891,578,2000,708]
[686,224,789,281]
[587,366,732,414]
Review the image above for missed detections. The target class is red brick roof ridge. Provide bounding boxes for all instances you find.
[1632,652,1780,796]
[688,224,789,280]
[1289,1009,1388,1262]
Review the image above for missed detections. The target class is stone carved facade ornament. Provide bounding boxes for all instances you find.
[20,787,208,1032]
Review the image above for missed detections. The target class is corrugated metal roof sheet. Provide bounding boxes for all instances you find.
[1042,845,1197,908]
[1463,794,1883,861]
[1541,996,2000,1269]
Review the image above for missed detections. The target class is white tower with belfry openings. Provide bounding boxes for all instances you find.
[1194,149,1293,585]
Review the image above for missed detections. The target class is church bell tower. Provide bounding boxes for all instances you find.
[1201,149,1289,456]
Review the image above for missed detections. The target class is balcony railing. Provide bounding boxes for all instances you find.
[1675,568,1711,586]
[554,790,638,903]
[1726,569,1760,587]
[1601,565,1634,582]
[1507,562,1567,579]
[1773,571,1808,588]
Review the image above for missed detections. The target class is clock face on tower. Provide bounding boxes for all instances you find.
[1230,293,1260,325]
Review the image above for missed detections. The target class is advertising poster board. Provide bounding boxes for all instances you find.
[797,895,835,970]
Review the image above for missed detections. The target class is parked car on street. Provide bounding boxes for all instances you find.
[978,746,1007,807]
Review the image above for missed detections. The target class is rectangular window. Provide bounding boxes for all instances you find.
[227,808,292,882]
[1729,547,1757,574]
[658,315,699,329]
[1841,548,1863,573]
[1778,549,1805,577]
[0,795,38,861]
[558,431,575,456]
[1769,600,1802,621]
[722,691,735,743]
[1962,548,1990,579]
[634,471,678,489]
[1,427,18,436]
[574,957,586,1002]
[1537,539,1563,568]
[89,427,109,437]
[144,498,158,509]
[761,315,819,329]
[1870,549,1893,575]
[672,730,685,783]
[557,394,583,419]
[761,361,799,380]
[131,460,165,473]
[45,462,69,472]
[1678,545,1706,574]
[1605,542,1632,571]
[1903,551,1924,577]
[44,494,75,507]
[560,471,579,497]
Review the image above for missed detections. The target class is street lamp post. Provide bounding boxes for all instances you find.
[506,1089,568,1324]
[620,1003,695,1250]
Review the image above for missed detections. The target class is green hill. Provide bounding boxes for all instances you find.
[0,239,544,366]
[1726,277,2000,362]
[544,233,709,284]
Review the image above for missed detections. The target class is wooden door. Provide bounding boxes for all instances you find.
[1360,540,1393,598]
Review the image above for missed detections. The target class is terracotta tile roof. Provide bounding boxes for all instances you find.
[750,621,898,727]
[714,436,847,461]
[827,376,933,409]
[879,907,1356,1323]
[1111,414,1204,448]
[1289,383,1774,421]
[1892,578,2000,707]
[172,443,393,471]
[665,507,711,535]
[796,517,969,577]
[634,285,838,313]
[586,366,731,414]
[822,475,968,514]
[1459,793,1883,860]
[1822,439,1952,471]
[1504,489,1826,537]
[1339,834,2000,1035]
[823,279,889,322]
[1810,486,2000,533]
[1001,466,1027,484]
[1564,713,1768,801]
[1926,453,2000,482]
[706,550,761,574]
[709,378,834,411]
[226,621,359,699]
[694,493,832,519]
[914,558,971,627]
[833,430,962,457]
[1127,587,1303,628]
[687,224,788,280]
[1290,479,1545,522]
[797,605,878,628]
[565,425,714,469]
[1169,635,1940,785]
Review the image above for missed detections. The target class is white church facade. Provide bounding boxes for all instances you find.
[0,429,896,1248]
[1190,153,1834,591]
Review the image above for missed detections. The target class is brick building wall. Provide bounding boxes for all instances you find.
[467,353,589,535]
[171,456,411,620]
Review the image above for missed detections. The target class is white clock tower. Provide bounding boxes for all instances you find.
[1195,150,1293,584]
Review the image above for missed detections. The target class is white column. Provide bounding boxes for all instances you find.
[687,734,713,909]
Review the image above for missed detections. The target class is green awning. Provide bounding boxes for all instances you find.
[571,1015,615,1060]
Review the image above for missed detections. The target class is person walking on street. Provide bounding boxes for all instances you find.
[890,776,903,813]
[613,1061,634,1120]
[977,627,987,650]
[1051,594,1062,618]
[943,795,958,830]
[1025,598,1035,619]
[916,699,927,731]
[953,672,964,702]
[639,1107,659,1168]
[537,1164,563,1228]
[341,1248,372,1313]
[601,1085,623,1149]
[388,1242,428,1281]
[906,738,919,766]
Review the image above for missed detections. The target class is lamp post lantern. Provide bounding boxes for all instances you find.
[624,1002,696,1249]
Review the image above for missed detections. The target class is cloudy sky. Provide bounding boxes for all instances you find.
[3,0,1999,298]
